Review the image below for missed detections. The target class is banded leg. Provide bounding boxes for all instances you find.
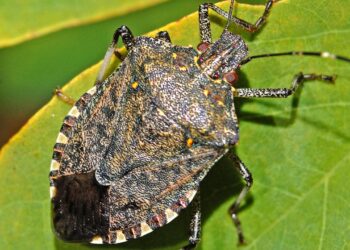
[96,25,134,84]
[232,0,275,33]
[182,191,201,250]
[199,0,275,43]
[235,73,336,98]
[155,31,172,43]
[228,154,253,245]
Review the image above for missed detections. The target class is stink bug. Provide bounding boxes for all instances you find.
[49,0,350,249]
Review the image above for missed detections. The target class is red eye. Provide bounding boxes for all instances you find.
[212,71,220,79]
[224,71,239,85]
[197,42,210,52]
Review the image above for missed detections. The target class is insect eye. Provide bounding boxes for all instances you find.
[197,42,210,52]
[186,138,194,148]
[224,71,239,85]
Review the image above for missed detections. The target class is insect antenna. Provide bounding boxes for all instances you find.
[223,0,235,33]
[241,51,350,65]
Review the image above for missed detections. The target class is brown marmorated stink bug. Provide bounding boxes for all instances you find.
[49,0,350,249]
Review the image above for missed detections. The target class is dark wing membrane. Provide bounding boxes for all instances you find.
[106,146,225,243]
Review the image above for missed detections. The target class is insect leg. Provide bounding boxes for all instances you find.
[198,3,212,43]
[228,153,253,245]
[234,73,335,98]
[54,88,75,105]
[231,0,275,33]
[155,31,172,43]
[182,191,201,250]
[199,0,275,43]
[96,25,134,84]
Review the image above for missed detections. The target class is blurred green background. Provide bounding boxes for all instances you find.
[0,0,264,147]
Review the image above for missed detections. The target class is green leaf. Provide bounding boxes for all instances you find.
[0,0,349,249]
[0,0,168,48]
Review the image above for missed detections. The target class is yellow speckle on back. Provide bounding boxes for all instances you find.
[157,108,166,116]
[231,87,238,96]
[172,53,177,59]
[131,82,138,89]
[187,138,193,148]
[179,66,187,71]
[194,56,200,68]
[203,89,210,96]
[217,100,225,106]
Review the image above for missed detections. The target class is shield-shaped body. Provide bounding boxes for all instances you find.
[49,36,243,243]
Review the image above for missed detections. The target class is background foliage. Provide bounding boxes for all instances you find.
[0,0,349,249]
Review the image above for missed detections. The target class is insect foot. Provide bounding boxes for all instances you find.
[54,88,75,105]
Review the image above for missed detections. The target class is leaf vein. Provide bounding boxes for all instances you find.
[318,179,328,250]
[246,153,350,248]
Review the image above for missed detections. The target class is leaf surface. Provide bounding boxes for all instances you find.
[0,0,167,47]
[0,0,349,249]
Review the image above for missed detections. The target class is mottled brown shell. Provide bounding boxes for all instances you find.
[49,36,239,243]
